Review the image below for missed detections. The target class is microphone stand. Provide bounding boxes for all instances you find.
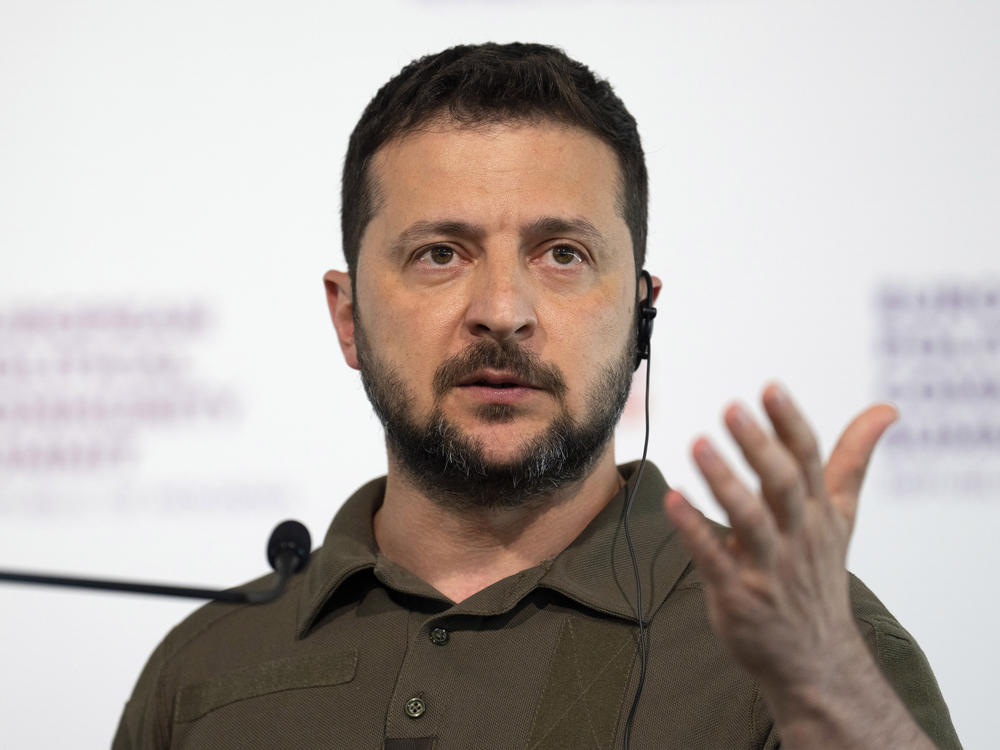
[0,519,311,605]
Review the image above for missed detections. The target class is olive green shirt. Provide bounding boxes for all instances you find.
[113,463,961,749]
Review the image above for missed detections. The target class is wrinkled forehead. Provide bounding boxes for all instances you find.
[362,117,628,242]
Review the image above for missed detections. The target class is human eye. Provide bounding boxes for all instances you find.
[416,244,459,266]
[547,244,586,266]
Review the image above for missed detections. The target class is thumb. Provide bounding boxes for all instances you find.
[824,403,900,528]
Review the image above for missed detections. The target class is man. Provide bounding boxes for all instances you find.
[114,43,961,749]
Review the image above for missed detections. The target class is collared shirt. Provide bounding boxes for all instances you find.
[113,462,962,749]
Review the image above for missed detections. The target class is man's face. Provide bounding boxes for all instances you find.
[339,119,638,507]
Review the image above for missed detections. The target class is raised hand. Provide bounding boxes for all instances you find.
[664,384,937,749]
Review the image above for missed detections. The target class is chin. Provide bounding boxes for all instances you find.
[460,417,554,447]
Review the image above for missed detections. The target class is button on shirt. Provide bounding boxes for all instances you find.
[113,462,963,750]
[429,627,449,646]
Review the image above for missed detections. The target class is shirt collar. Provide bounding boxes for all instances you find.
[536,461,691,621]
[296,475,387,637]
[296,462,691,637]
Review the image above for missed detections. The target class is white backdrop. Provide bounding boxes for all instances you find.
[1,1,996,747]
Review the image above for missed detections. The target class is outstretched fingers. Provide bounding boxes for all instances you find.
[664,490,737,586]
[670,387,892,598]
[723,401,809,532]
[823,403,900,528]
[761,383,827,501]
[690,438,779,564]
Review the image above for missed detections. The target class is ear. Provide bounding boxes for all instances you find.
[323,270,360,370]
[639,272,663,305]
[649,273,663,304]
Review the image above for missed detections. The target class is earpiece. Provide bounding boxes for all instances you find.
[623,268,656,748]
[635,269,657,370]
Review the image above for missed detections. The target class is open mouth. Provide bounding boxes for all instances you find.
[453,371,544,403]
[457,371,539,390]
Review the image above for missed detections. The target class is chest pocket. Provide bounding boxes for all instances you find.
[527,614,637,749]
[174,650,358,724]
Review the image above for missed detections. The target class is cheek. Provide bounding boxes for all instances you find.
[548,302,632,397]
[362,290,464,388]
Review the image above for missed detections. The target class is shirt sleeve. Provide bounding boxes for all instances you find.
[111,634,175,750]
[850,575,963,750]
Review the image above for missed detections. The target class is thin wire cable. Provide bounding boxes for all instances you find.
[622,350,652,750]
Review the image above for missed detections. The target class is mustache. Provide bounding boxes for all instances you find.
[432,341,568,400]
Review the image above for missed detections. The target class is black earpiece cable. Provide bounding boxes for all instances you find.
[622,340,652,750]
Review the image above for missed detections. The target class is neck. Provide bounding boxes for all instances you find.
[373,444,624,603]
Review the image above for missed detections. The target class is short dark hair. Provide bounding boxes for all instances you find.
[341,42,648,281]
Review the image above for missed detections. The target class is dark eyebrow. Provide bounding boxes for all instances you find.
[389,216,607,255]
[390,220,485,255]
[522,216,606,246]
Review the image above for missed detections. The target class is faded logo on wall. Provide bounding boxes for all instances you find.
[876,281,1000,498]
[0,302,286,515]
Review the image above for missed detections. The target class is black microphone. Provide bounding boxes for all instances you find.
[0,519,311,605]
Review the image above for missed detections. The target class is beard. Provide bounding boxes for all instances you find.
[354,316,636,512]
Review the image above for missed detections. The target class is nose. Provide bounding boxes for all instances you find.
[463,260,538,345]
